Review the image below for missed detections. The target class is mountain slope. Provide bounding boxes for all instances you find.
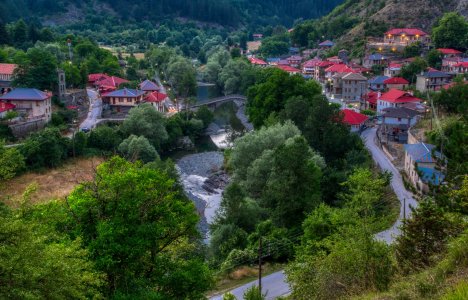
[292,0,468,48]
[0,0,345,27]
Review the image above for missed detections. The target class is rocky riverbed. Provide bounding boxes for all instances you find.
[176,151,228,240]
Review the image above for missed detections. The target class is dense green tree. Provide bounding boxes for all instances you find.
[0,208,104,299]
[166,57,197,99]
[88,126,122,152]
[13,47,58,90]
[195,105,214,128]
[12,19,28,47]
[427,118,468,180]
[20,127,69,169]
[400,57,428,84]
[427,49,443,69]
[258,38,289,57]
[246,68,321,128]
[67,157,212,297]
[228,121,301,180]
[243,286,265,300]
[0,141,25,180]
[0,20,9,45]
[287,169,394,299]
[403,42,422,58]
[432,12,468,50]
[219,59,257,95]
[118,135,159,163]
[432,81,468,115]
[61,62,82,87]
[121,104,168,150]
[395,199,463,273]
[261,136,323,228]
[287,225,392,300]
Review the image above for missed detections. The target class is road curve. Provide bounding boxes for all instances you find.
[209,127,418,299]
[361,127,418,244]
[209,271,290,300]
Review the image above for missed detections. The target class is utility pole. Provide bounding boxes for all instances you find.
[258,237,263,296]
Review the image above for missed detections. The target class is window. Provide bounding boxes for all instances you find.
[398,118,402,121]
[119,98,124,103]
[127,97,132,103]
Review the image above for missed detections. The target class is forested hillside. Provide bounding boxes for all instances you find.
[292,0,468,51]
[0,0,344,27]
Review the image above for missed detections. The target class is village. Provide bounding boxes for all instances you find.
[0,26,465,196]
[246,27,466,196]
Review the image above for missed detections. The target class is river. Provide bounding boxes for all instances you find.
[175,101,250,241]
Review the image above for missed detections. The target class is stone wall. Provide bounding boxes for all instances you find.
[9,118,47,138]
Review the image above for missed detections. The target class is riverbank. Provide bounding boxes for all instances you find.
[176,151,227,239]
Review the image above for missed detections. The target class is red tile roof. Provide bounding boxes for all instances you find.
[325,64,356,73]
[317,61,335,68]
[0,101,15,113]
[388,63,402,69]
[365,91,378,105]
[88,73,109,83]
[454,62,468,68]
[342,109,368,126]
[380,89,421,104]
[385,28,428,36]
[0,64,17,75]
[437,48,462,55]
[276,65,301,73]
[95,76,129,88]
[145,91,168,102]
[384,77,409,84]
[249,57,267,65]
[303,59,322,68]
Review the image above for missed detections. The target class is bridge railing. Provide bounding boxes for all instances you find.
[191,94,247,108]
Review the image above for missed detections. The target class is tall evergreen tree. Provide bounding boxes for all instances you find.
[0,20,9,45]
[395,199,463,273]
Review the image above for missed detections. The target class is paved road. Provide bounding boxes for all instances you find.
[210,271,290,300]
[361,127,418,243]
[209,128,418,299]
[79,89,102,130]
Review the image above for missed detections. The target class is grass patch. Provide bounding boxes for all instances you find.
[0,157,104,208]
[208,263,285,298]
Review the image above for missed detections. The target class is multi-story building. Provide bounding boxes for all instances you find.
[0,88,52,121]
[416,70,451,92]
[341,72,367,103]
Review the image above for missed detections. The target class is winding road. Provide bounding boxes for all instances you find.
[362,127,418,243]
[79,89,102,130]
[209,127,418,299]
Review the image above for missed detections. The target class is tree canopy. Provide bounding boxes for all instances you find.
[67,156,213,297]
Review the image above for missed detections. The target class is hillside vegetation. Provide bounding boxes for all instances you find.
[0,0,344,27]
[292,0,468,49]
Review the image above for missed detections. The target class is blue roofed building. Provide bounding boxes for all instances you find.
[404,142,446,193]
[102,88,145,112]
[368,75,390,91]
[0,88,52,121]
[139,80,160,93]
